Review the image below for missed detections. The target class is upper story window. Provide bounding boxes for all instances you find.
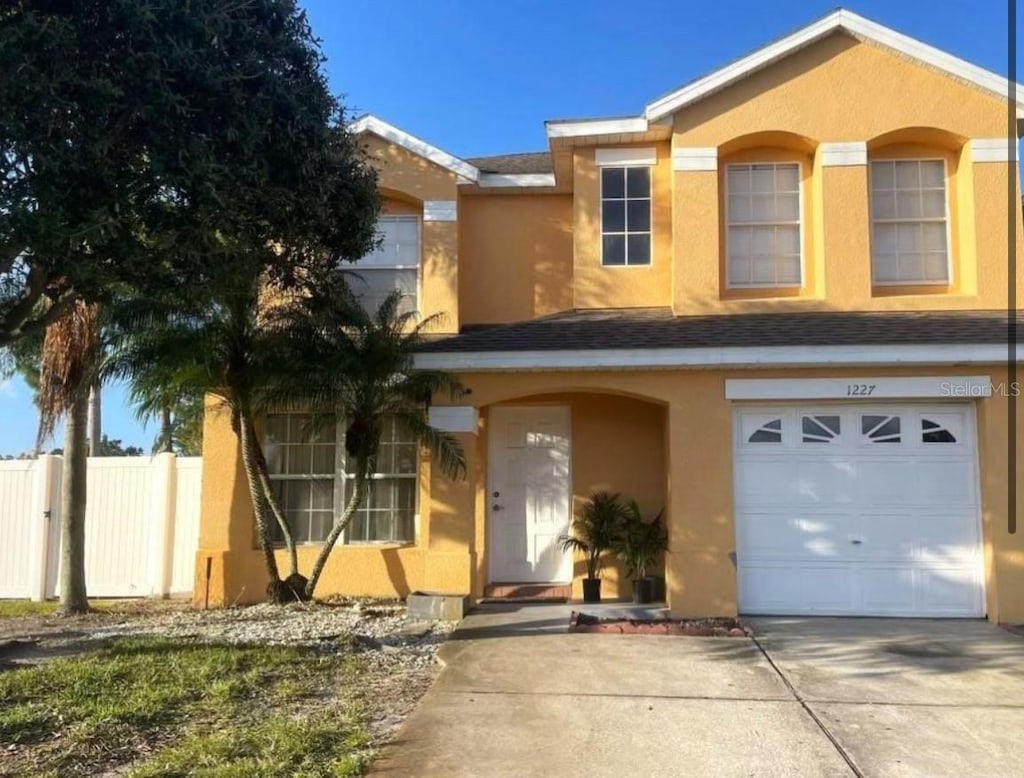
[726,163,802,288]
[343,215,420,313]
[601,166,651,266]
[264,413,418,545]
[870,159,949,285]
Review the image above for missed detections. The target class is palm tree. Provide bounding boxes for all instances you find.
[124,361,204,455]
[36,300,101,615]
[105,276,304,601]
[272,282,467,599]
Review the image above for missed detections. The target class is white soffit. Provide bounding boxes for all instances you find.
[725,375,993,400]
[545,116,651,139]
[350,115,480,182]
[474,173,558,188]
[644,9,1024,121]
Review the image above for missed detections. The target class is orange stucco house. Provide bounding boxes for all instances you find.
[197,8,1024,622]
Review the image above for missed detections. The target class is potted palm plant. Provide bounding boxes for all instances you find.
[559,491,629,603]
[614,500,669,604]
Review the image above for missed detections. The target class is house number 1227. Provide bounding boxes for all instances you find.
[846,384,876,396]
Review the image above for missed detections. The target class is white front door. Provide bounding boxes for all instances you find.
[733,403,985,617]
[488,406,572,583]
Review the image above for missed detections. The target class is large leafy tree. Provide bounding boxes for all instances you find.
[2,0,379,614]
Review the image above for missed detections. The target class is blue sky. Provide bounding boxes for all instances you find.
[0,0,1018,454]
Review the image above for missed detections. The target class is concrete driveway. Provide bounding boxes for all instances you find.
[371,605,1024,777]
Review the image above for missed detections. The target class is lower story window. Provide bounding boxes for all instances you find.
[264,413,417,544]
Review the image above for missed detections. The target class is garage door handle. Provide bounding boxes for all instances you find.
[850,539,863,545]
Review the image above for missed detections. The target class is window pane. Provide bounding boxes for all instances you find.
[603,234,626,265]
[899,253,925,281]
[924,253,949,282]
[727,166,750,194]
[921,190,945,218]
[873,253,899,282]
[751,257,775,284]
[729,258,750,285]
[775,164,799,192]
[896,191,921,219]
[627,199,650,232]
[626,234,650,266]
[874,223,897,253]
[394,444,418,474]
[895,160,919,188]
[728,226,750,259]
[777,225,800,255]
[728,194,750,222]
[751,165,775,193]
[923,222,947,251]
[872,161,894,189]
[750,194,775,222]
[601,167,625,199]
[777,255,802,285]
[310,480,334,511]
[626,167,650,198]
[776,192,799,222]
[311,444,335,475]
[920,160,944,188]
[872,190,896,219]
[602,199,625,232]
[309,513,333,543]
[285,445,312,475]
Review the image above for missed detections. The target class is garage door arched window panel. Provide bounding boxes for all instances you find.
[747,418,783,444]
[922,418,958,444]
[862,414,901,444]
[801,415,840,444]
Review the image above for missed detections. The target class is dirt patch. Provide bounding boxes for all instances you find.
[568,611,752,636]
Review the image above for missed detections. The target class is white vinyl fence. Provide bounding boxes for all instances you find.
[0,454,202,600]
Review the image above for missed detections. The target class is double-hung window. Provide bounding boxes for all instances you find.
[726,162,802,287]
[344,215,420,313]
[870,159,949,285]
[601,166,652,266]
[264,413,417,545]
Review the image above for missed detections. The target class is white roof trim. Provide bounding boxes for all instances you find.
[350,115,480,182]
[474,173,558,188]
[546,117,650,139]
[414,343,1020,372]
[644,9,1024,121]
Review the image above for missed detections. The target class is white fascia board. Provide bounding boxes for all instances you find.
[545,116,650,139]
[820,141,867,166]
[644,9,1024,121]
[350,115,480,182]
[414,343,1020,372]
[594,147,658,167]
[474,173,558,188]
[725,375,993,400]
[970,138,1020,163]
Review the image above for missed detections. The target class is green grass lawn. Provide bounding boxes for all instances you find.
[0,638,372,777]
[0,600,60,619]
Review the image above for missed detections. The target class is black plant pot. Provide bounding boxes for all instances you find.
[632,578,653,604]
[644,575,666,603]
[582,577,602,603]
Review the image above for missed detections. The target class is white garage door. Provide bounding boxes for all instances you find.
[734,404,984,617]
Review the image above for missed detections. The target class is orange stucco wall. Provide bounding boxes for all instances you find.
[458,194,573,325]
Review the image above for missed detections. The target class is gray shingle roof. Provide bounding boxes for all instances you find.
[465,152,553,175]
[420,308,1022,353]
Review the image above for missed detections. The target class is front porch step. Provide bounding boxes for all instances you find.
[482,583,571,602]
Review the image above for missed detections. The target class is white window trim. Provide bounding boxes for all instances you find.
[869,157,953,287]
[265,414,420,547]
[724,161,805,289]
[594,147,657,167]
[599,164,654,268]
[347,215,422,312]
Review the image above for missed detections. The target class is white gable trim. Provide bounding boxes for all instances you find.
[546,117,651,139]
[350,115,480,182]
[414,343,1020,372]
[644,9,1024,121]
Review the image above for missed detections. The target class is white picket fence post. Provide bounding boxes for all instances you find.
[28,455,60,602]
[147,452,178,597]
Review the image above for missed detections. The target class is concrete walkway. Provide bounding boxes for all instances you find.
[371,605,1024,777]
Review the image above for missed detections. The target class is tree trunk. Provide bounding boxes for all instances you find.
[304,464,368,599]
[159,404,173,453]
[257,463,299,579]
[237,411,282,596]
[86,381,101,456]
[59,391,89,615]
